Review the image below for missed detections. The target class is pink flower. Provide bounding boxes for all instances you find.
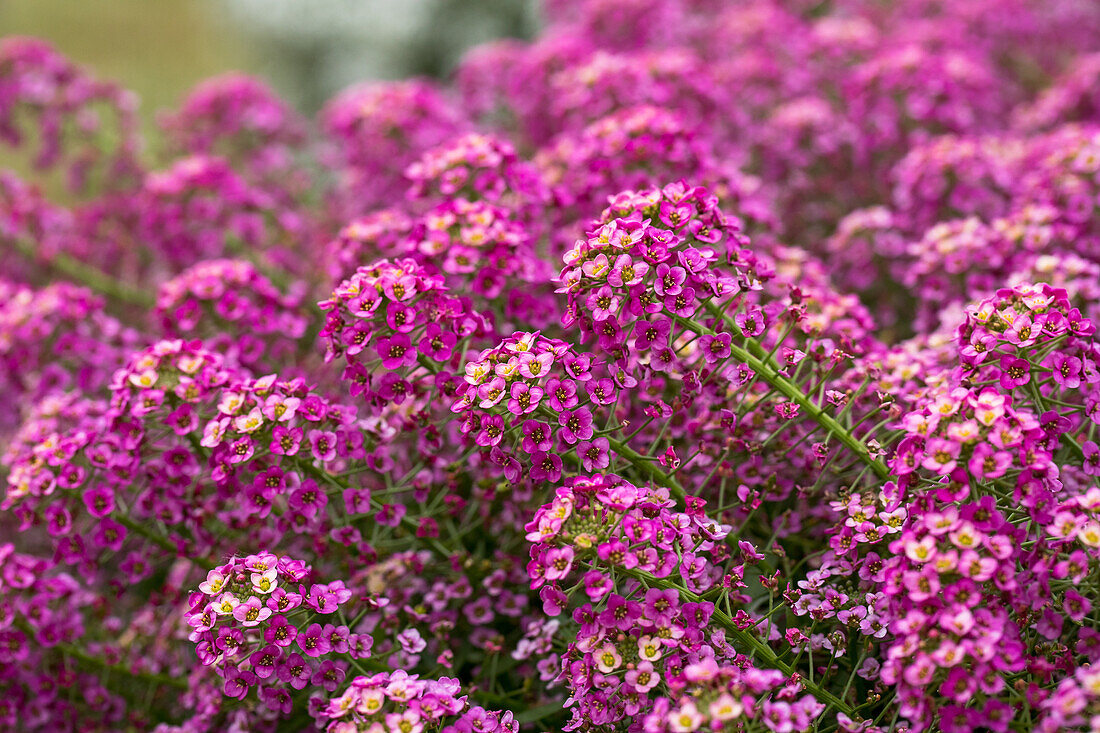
[232,597,272,627]
[558,408,594,444]
[264,615,299,647]
[735,307,765,337]
[309,430,338,462]
[577,437,610,472]
[654,263,686,296]
[297,623,331,657]
[507,382,543,415]
[998,355,1031,390]
[543,547,574,581]
[376,333,416,369]
[418,323,457,361]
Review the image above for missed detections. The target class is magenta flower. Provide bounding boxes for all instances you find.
[659,200,692,229]
[311,660,346,692]
[264,615,299,648]
[82,486,115,518]
[260,687,293,715]
[305,584,341,615]
[543,546,574,581]
[249,645,282,679]
[587,378,617,406]
[584,570,613,602]
[342,320,373,355]
[1049,352,1083,388]
[226,436,255,464]
[967,443,1012,479]
[998,355,1031,390]
[521,420,553,453]
[607,254,647,287]
[922,437,961,474]
[308,429,338,462]
[586,286,621,322]
[529,451,563,483]
[376,333,416,369]
[1084,441,1100,476]
[598,595,642,631]
[270,425,303,455]
[664,287,697,317]
[477,376,507,408]
[634,317,671,351]
[577,437,610,472]
[735,307,765,337]
[654,263,686,296]
[277,652,313,689]
[289,481,327,519]
[397,628,427,655]
[296,623,331,657]
[507,382,543,415]
[558,408,594,445]
[222,668,255,700]
[266,587,303,614]
[475,414,505,447]
[546,378,579,411]
[418,323,457,361]
[699,332,732,363]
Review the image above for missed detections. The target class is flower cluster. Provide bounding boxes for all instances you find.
[319,258,483,411]
[0,280,134,437]
[321,80,467,214]
[641,663,825,733]
[185,552,364,711]
[451,331,618,485]
[557,182,751,352]
[537,106,720,234]
[155,259,308,369]
[527,473,729,592]
[0,36,140,192]
[404,133,548,217]
[158,73,309,197]
[135,155,305,273]
[315,671,518,733]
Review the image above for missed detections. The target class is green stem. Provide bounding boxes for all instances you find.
[114,514,217,570]
[620,567,856,716]
[606,435,686,501]
[690,302,891,482]
[15,619,187,691]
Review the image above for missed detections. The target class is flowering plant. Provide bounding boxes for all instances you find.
[5,1,1100,731]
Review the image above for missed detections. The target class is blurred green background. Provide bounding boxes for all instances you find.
[1,0,537,125]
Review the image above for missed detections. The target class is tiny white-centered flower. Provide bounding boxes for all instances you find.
[251,568,279,595]
[198,570,226,595]
[213,592,240,616]
[594,642,622,673]
[128,369,158,388]
[218,392,245,415]
[234,407,265,434]
[709,693,743,722]
[637,635,663,662]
